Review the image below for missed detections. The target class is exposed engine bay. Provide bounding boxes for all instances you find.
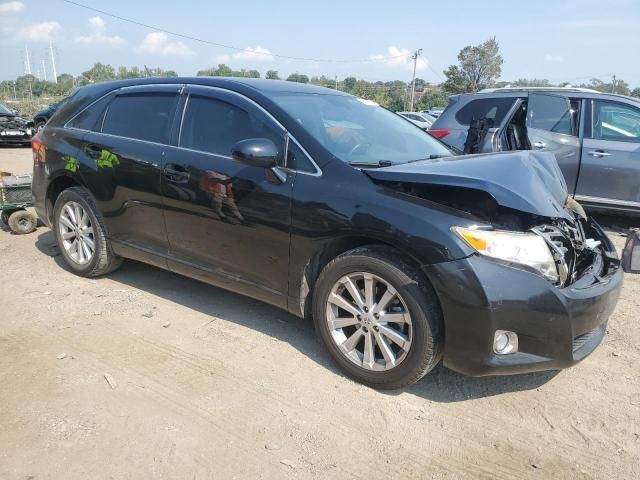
[378,181,618,287]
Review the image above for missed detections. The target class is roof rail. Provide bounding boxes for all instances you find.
[478,87,600,94]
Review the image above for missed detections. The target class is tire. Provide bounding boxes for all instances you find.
[313,246,443,389]
[8,210,37,234]
[53,187,122,277]
[1,211,12,225]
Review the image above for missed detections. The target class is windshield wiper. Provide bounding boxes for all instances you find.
[406,154,451,164]
[348,160,394,168]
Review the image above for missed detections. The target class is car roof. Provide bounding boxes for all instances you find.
[453,88,640,104]
[80,76,351,98]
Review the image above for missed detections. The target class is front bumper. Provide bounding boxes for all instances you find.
[424,242,623,376]
[0,132,32,144]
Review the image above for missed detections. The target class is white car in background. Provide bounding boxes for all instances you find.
[397,112,436,130]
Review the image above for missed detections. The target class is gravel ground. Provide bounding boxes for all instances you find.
[1,147,639,479]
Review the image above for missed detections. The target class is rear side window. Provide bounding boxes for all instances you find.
[455,97,516,126]
[67,94,112,131]
[527,93,575,136]
[179,95,283,159]
[102,93,177,143]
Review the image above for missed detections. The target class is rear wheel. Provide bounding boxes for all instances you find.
[313,246,442,389]
[8,210,37,234]
[53,187,122,277]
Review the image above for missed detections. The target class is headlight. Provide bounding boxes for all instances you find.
[453,226,558,282]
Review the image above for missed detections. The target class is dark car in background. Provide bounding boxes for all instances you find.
[430,87,640,215]
[33,102,60,131]
[32,78,622,388]
[0,102,34,146]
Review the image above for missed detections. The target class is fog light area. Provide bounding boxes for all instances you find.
[494,330,518,355]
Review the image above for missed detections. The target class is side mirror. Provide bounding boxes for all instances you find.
[621,228,640,274]
[231,138,278,168]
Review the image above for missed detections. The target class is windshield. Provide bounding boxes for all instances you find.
[0,103,14,115]
[272,93,452,165]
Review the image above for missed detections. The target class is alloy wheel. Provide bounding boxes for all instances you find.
[58,201,95,265]
[326,272,413,371]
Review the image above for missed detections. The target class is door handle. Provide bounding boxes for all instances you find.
[587,150,611,158]
[83,144,102,159]
[163,163,190,183]
[533,141,546,149]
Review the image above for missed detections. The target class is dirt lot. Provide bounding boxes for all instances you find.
[1,147,639,480]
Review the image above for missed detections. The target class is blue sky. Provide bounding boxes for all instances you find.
[1,0,639,86]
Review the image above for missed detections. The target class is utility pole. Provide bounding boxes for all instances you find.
[24,45,32,75]
[335,75,338,90]
[49,40,58,84]
[612,74,616,94]
[42,57,47,82]
[409,48,423,112]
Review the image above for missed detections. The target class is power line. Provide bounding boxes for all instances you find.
[61,0,413,64]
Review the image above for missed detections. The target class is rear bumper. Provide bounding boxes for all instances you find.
[424,247,623,377]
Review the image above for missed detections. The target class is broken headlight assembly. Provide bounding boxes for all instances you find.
[453,226,559,283]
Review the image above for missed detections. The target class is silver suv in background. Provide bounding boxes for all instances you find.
[429,88,640,215]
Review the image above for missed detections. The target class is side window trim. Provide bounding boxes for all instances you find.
[283,134,321,176]
[63,90,116,131]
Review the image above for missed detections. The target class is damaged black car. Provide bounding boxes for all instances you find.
[0,102,34,146]
[32,78,623,389]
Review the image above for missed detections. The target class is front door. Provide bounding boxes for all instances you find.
[161,86,294,307]
[575,99,640,210]
[526,92,582,193]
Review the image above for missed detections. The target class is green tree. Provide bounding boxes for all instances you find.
[343,76,357,91]
[81,63,117,83]
[266,70,280,80]
[416,90,449,110]
[631,88,640,98]
[443,37,503,93]
[286,73,309,83]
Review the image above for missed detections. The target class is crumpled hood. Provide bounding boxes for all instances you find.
[364,151,571,219]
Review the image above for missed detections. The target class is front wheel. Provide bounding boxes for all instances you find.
[53,187,122,277]
[313,246,443,389]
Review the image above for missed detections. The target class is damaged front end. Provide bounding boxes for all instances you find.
[0,113,34,144]
[366,151,620,288]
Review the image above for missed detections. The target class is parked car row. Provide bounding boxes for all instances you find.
[429,87,640,216]
[396,111,436,130]
[31,77,624,389]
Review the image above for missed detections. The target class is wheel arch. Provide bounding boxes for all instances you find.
[294,234,438,320]
[45,174,82,224]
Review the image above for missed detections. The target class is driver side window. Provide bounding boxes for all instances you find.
[180,95,285,161]
[591,100,640,141]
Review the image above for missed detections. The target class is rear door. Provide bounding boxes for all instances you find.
[526,92,581,193]
[80,84,181,266]
[575,99,640,210]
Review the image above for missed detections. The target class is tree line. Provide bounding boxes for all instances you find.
[2,38,638,114]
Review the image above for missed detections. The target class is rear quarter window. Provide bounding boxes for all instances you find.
[455,97,518,126]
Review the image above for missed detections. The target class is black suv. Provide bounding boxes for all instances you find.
[32,78,622,388]
[430,88,640,215]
